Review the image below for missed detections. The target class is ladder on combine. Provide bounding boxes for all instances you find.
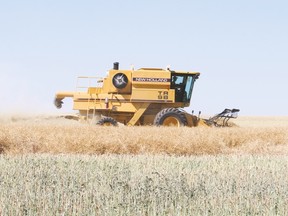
[75,76,103,122]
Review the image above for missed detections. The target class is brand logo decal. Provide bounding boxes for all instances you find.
[113,73,128,89]
[133,77,171,82]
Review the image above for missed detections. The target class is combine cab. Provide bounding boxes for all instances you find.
[54,62,239,126]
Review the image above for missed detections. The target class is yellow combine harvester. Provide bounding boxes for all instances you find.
[54,62,239,126]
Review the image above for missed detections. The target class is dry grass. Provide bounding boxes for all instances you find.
[1,115,288,215]
[0,115,288,155]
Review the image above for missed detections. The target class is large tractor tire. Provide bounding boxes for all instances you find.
[154,108,187,127]
[96,117,118,126]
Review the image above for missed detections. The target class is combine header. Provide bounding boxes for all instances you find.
[54,62,239,126]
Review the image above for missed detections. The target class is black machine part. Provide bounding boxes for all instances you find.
[205,108,240,127]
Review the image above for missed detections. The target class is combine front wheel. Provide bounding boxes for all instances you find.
[154,108,187,127]
[96,117,118,126]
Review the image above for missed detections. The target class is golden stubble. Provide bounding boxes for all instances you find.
[1,115,287,155]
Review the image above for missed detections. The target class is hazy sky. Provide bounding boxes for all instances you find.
[0,0,287,116]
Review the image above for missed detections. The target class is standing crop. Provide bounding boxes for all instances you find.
[1,155,288,215]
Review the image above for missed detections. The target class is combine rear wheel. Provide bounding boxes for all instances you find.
[154,108,187,127]
[96,117,118,126]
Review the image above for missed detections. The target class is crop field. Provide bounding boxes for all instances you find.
[1,115,288,155]
[0,115,288,215]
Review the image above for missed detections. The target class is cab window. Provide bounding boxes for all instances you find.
[171,74,195,102]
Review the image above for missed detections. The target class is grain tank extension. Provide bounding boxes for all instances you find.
[54,62,239,126]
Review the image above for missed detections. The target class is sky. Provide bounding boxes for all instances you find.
[0,0,287,116]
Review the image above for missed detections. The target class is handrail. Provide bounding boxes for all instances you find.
[75,76,103,92]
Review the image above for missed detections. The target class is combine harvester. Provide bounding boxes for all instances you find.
[54,62,239,127]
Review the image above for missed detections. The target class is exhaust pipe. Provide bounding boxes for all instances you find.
[113,62,119,70]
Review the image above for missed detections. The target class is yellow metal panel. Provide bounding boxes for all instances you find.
[88,87,102,94]
[55,92,74,99]
[127,103,150,126]
[131,89,174,103]
[110,102,138,112]
[108,70,132,93]
[73,97,138,113]
[101,78,109,93]
[132,69,171,89]
[174,71,200,76]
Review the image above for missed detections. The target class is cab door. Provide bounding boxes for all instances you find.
[171,74,187,102]
[171,74,196,103]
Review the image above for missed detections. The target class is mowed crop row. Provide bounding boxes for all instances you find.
[0,117,288,155]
